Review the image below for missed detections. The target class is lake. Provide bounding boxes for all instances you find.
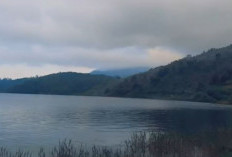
[0,93,232,151]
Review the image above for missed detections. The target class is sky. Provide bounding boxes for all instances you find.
[0,0,232,78]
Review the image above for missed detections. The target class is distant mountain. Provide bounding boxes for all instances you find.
[106,45,232,104]
[91,67,150,77]
[0,72,119,95]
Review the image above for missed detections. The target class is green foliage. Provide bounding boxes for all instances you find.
[107,44,232,104]
[0,78,28,92]
[0,72,118,96]
[1,44,232,104]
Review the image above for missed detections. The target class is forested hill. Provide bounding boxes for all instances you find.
[0,78,29,92]
[106,45,232,104]
[0,72,119,95]
[1,44,232,104]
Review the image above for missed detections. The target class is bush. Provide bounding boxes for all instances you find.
[1,129,232,157]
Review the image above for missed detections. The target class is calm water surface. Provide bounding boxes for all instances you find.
[0,93,232,150]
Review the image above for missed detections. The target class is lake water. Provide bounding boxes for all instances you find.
[0,93,232,151]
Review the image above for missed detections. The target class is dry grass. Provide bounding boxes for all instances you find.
[1,129,232,157]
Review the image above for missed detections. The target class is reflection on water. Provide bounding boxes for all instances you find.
[0,93,232,150]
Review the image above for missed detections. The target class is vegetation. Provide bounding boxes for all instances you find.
[0,72,119,95]
[0,78,28,92]
[1,129,232,157]
[1,45,232,104]
[107,44,232,104]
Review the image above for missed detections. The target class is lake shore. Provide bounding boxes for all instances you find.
[1,129,232,157]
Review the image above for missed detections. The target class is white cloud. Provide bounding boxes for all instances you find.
[147,48,184,65]
[0,64,93,79]
[0,44,183,71]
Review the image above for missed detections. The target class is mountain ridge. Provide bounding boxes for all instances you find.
[0,44,232,104]
[91,67,150,77]
[0,72,119,95]
[106,44,232,104]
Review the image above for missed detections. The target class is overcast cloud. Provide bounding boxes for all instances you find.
[0,0,231,78]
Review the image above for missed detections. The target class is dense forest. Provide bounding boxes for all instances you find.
[1,44,232,104]
[106,45,232,104]
[0,72,118,95]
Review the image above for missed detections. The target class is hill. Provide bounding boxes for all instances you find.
[1,72,118,95]
[91,67,149,77]
[1,45,232,104]
[0,78,28,92]
[106,45,232,104]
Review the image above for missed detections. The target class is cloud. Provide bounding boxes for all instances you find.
[0,0,231,50]
[147,48,183,65]
[0,0,231,77]
[0,64,93,79]
[0,44,183,70]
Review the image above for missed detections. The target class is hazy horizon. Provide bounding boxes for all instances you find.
[0,66,151,79]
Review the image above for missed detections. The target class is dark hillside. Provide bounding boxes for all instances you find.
[0,78,28,92]
[106,45,232,104]
[7,72,118,95]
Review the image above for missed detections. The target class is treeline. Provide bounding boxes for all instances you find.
[106,45,232,104]
[0,72,119,95]
[1,44,232,104]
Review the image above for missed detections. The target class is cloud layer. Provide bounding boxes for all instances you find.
[0,0,231,78]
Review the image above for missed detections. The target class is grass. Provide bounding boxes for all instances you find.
[1,129,232,157]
